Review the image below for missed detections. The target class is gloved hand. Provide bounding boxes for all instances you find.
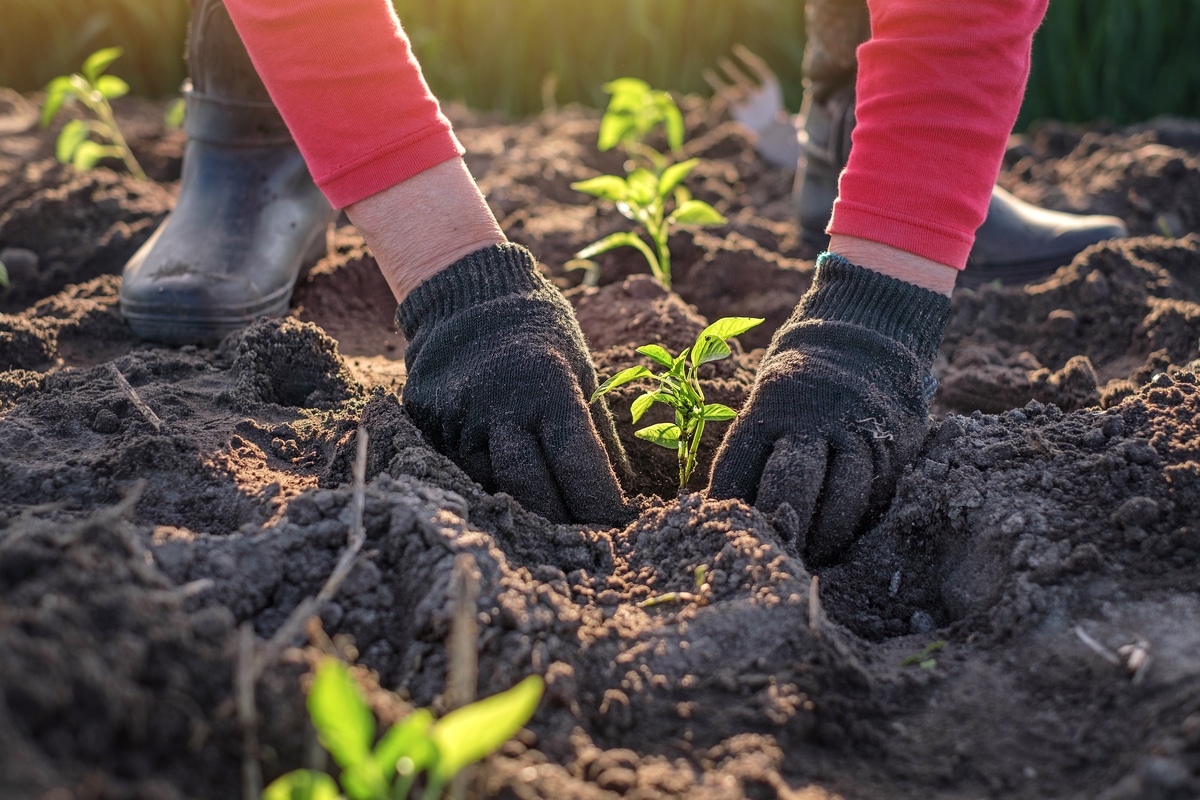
[397,243,632,526]
[708,253,951,565]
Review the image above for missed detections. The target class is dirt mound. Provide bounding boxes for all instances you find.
[2,92,1200,799]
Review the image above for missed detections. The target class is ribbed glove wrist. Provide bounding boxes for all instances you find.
[397,243,550,339]
[781,252,951,365]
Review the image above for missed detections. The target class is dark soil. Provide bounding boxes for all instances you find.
[3,83,1200,800]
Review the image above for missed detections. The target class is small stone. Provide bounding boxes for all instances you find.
[910,610,935,633]
[91,408,120,434]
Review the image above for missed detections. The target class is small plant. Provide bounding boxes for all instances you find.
[262,658,544,800]
[571,161,726,288]
[591,316,762,489]
[570,79,726,289]
[40,47,147,180]
[596,77,683,171]
[901,640,946,670]
[0,259,9,291]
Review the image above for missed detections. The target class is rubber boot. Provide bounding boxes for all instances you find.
[794,0,1127,288]
[120,0,338,344]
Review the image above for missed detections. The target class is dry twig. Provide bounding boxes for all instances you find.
[232,428,370,798]
[808,575,823,637]
[237,622,263,800]
[109,363,163,432]
[448,552,482,800]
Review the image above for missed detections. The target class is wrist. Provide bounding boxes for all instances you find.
[797,252,952,363]
[396,243,547,339]
[346,158,506,303]
[828,234,958,297]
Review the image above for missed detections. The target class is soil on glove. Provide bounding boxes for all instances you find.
[3,83,1200,799]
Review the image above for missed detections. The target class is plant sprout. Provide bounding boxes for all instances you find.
[570,78,726,289]
[40,47,147,180]
[262,658,544,800]
[596,77,684,172]
[901,640,946,670]
[571,160,725,288]
[591,316,763,488]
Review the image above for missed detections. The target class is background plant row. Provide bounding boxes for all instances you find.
[3,0,1198,128]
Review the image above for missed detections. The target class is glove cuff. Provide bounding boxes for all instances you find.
[797,252,951,363]
[396,243,548,339]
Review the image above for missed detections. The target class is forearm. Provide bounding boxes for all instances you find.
[346,158,505,303]
[222,0,464,208]
[829,0,1049,270]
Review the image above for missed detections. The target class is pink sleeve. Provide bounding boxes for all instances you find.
[222,0,464,209]
[828,0,1049,269]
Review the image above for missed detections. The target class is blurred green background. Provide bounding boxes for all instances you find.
[2,0,1198,128]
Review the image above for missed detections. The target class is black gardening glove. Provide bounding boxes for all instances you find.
[397,243,632,526]
[708,253,951,565]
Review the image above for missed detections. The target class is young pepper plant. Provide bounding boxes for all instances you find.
[596,76,684,173]
[570,78,726,289]
[40,47,147,180]
[571,159,725,288]
[261,658,544,800]
[591,316,763,489]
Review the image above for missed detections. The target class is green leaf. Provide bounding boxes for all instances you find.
[96,74,129,100]
[71,141,120,171]
[697,317,765,344]
[631,391,674,424]
[590,365,653,401]
[625,169,659,205]
[373,709,435,775]
[701,403,736,421]
[655,92,685,151]
[307,659,375,772]
[261,770,341,800]
[164,96,186,129]
[338,761,384,800]
[564,258,600,287]
[571,175,627,202]
[635,344,674,368]
[56,119,89,164]
[691,317,763,366]
[670,347,691,374]
[575,231,641,261]
[430,675,544,783]
[40,76,74,128]
[575,232,660,282]
[597,112,635,151]
[692,336,731,367]
[670,200,727,227]
[635,422,682,450]
[0,259,9,290]
[82,46,123,84]
[901,640,947,667]
[658,159,698,197]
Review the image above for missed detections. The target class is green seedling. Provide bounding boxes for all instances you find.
[901,640,947,670]
[638,564,712,610]
[570,78,726,289]
[40,47,147,180]
[596,77,683,171]
[0,259,9,291]
[592,316,762,489]
[571,160,726,288]
[262,658,543,800]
